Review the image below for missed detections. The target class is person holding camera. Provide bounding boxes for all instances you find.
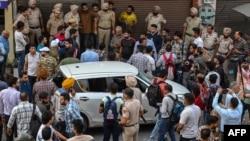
[212,86,242,141]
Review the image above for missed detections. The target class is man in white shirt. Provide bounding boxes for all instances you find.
[176,93,201,140]
[15,21,27,76]
[23,44,41,92]
[193,27,203,48]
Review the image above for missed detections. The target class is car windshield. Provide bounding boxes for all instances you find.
[137,71,151,84]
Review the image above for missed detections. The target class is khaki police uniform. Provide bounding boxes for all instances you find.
[122,99,141,141]
[64,12,80,26]
[202,31,218,57]
[47,17,64,43]
[14,15,30,43]
[183,16,202,45]
[28,7,43,44]
[97,10,115,54]
[216,35,233,74]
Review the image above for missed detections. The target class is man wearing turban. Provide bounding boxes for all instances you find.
[27,0,44,44]
[183,7,203,45]
[145,6,166,33]
[49,3,64,19]
[64,4,80,27]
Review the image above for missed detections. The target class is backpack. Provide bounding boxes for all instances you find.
[168,95,185,123]
[163,53,175,80]
[146,78,166,108]
[103,96,119,122]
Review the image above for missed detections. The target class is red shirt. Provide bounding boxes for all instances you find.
[151,77,167,97]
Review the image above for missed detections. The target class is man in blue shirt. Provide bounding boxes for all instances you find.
[213,87,242,141]
[80,41,99,62]
[0,30,10,80]
[19,72,32,102]
[133,33,157,60]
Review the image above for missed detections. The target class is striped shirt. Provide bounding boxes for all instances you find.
[7,102,42,136]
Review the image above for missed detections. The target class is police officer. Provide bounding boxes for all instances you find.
[47,9,64,44]
[183,7,202,45]
[119,88,143,141]
[97,3,115,54]
[27,0,44,44]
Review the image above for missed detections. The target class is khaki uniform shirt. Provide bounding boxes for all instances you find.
[37,56,57,79]
[145,13,166,32]
[27,7,42,27]
[97,10,115,28]
[122,99,141,126]
[217,35,233,54]
[64,11,80,25]
[47,18,64,36]
[14,15,30,34]
[184,17,202,34]
[202,31,218,49]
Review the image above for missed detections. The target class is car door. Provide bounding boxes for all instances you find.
[75,77,109,128]
[109,76,157,124]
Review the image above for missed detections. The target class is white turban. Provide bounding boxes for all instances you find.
[190,7,198,15]
[28,0,36,6]
[70,4,79,11]
[102,3,109,10]
[154,5,161,12]
[54,3,63,9]
[50,39,59,47]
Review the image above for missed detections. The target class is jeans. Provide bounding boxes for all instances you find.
[16,50,25,75]
[158,118,176,141]
[103,121,120,141]
[5,115,17,141]
[149,112,162,141]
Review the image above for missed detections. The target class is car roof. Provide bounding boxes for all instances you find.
[60,61,139,78]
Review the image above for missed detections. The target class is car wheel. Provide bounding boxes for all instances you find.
[80,113,89,133]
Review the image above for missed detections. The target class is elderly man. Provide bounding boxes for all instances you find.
[110,26,124,60]
[215,27,233,75]
[64,4,80,27]
[27,0,44,44]
[145,6,166,33]
[183,7,202,46]
[0,30,9,80]
[202,24,218,57]
[97,3,115,54]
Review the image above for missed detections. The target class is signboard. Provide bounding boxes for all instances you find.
[0,0,8,9]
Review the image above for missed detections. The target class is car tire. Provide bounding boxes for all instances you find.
[80,113,89,133]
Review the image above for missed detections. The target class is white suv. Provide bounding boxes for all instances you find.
[53,61,190,131]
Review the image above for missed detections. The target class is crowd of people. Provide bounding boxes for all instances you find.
[0,0,249,140]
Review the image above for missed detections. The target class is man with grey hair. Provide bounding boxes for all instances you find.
[110,26,124,60]
[183,7,202,45]
[215,27,233,76]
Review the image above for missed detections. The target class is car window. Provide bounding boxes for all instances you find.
[110,76,147,93]
[112,77,127,92]
[77,78,108,92]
